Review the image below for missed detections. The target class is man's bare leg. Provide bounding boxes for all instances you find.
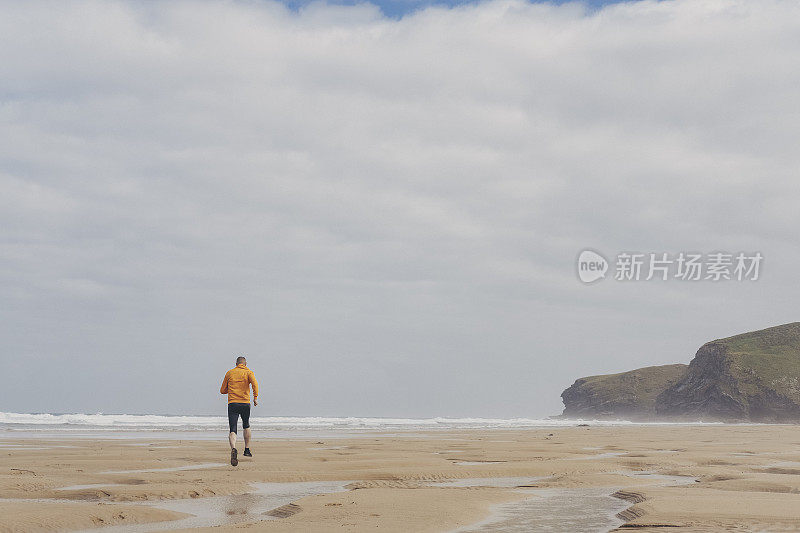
[229,432,238,466]
[243,427,251,449]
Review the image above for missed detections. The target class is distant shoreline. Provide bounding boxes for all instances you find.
[1,411,745,432]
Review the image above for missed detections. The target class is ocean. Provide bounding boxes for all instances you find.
[0,411,721,440]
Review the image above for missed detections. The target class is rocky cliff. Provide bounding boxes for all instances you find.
[561,322,800,422]
[560,364,688,420]
[656,322,800,421]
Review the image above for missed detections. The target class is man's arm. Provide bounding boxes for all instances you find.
[220,372,229,395]
[250,371,259,406]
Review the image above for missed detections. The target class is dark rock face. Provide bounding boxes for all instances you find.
[656,323,800,422]
[654,342,747,420]
[562,322,800,422]
[560,364,688,420]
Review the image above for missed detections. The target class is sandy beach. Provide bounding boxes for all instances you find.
[3,425,800,532]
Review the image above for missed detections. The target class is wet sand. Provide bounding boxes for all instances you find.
[3,425,800,531]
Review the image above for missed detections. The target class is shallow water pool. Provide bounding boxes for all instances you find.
[75,480,352,532]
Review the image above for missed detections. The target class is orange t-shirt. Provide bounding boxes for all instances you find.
[220,364,259,404]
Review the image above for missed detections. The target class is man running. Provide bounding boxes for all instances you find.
[220,356,259,466]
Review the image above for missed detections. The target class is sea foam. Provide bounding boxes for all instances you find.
[0,411,719,432]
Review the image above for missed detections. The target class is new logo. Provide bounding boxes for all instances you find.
[577,249,608,283]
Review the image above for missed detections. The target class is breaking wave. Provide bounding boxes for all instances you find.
[0,412,719,432]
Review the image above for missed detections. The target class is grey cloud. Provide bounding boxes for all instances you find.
[0,0,798,417]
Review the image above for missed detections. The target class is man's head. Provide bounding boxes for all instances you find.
[236,356,246,366]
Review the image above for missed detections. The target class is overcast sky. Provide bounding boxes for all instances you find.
[1,0,799,418]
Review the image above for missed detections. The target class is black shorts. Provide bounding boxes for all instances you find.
[227,402,251,434]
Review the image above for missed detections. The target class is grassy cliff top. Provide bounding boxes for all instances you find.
[572,364,688,403]
[712,322,800,396]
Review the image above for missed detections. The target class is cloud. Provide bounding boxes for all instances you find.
[1,0,798,416]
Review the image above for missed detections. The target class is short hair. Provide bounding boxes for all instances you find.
[236,356,246,365]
